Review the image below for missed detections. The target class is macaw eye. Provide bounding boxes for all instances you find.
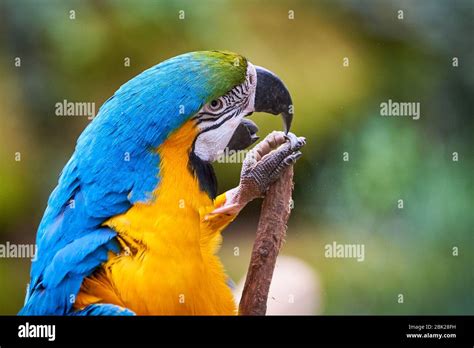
[207,99,224,112]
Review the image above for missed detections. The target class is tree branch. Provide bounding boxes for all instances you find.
[239,165,294,315]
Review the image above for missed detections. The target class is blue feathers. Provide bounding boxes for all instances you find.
[71,304,135,316]
[42,228,118,288]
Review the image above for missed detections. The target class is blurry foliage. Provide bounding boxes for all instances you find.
[0,0,472,314]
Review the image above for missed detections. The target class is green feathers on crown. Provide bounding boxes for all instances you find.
[193,50,248,103]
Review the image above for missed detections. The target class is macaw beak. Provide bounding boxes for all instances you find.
[225,66,293,152]
[226,119,260,151]
[253,65,293,134]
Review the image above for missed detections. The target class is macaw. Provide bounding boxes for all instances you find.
[20,51,305,315]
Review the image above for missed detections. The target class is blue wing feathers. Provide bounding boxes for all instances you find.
[42,228,117,288]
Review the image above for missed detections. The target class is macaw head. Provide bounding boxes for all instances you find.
[183,51,293,162]
[93,51,293,161]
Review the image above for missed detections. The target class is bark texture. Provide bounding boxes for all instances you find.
[239,166,294,315]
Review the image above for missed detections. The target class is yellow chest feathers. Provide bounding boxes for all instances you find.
[76,121,237,315]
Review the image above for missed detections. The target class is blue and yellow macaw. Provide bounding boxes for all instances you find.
[20,51,305,315]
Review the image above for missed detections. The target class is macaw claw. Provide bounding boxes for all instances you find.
[212,131,305,216]
[285,132,306,150]
[230,131,306,206]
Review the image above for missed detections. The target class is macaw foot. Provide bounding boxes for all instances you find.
[212,131,306,215]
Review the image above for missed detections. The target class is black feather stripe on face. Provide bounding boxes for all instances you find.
[193,74,253,129]
[197,109,240,133]
[188,150,217,198]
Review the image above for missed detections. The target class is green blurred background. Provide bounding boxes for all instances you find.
[0,0,472,314]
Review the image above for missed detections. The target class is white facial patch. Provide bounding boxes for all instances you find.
[194,63,257,162]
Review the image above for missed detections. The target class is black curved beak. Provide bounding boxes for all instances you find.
[226,65,293,152]
[253,66,293,133]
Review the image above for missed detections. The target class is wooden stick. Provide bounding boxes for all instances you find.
[239,166,294,315]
